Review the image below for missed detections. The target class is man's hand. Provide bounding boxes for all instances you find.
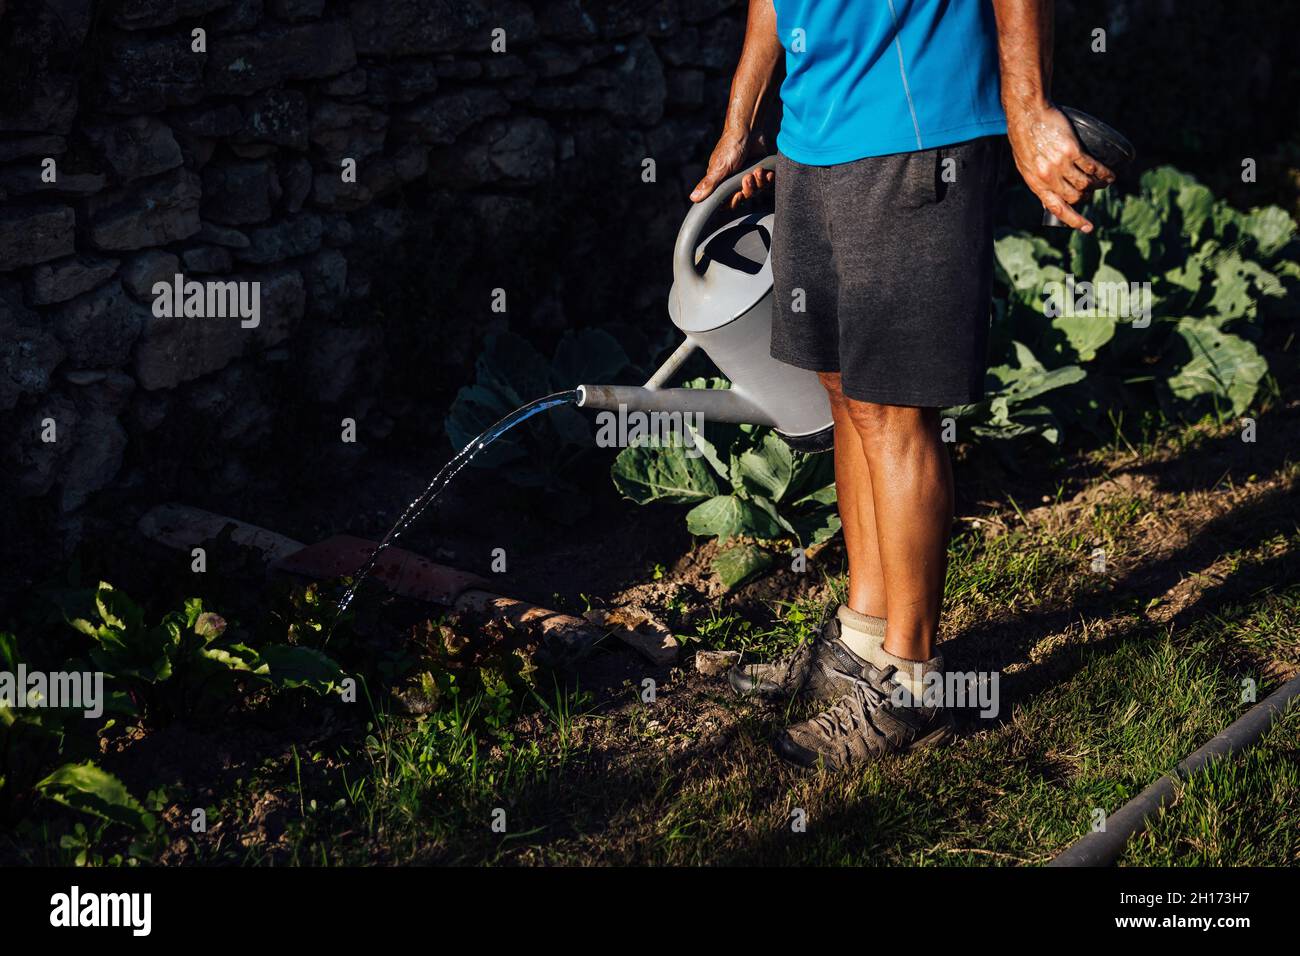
[1006,102,1115,232]
[690,132,773,208]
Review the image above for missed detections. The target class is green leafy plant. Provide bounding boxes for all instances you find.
[68,582,343,723]
[985,166,1296,437]
[1,632,155,840]
[611,379,839,588]
[445,329,631,511]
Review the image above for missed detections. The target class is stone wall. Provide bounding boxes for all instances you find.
[5,1,1294,547]
[0,0,746,533]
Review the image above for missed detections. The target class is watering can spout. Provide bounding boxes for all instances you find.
[575,382,777,427]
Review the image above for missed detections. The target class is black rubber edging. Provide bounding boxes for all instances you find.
[1048,671,1300,867]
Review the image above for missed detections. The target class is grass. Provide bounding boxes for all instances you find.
[319,410,1295,867]
[4,407,1297,867]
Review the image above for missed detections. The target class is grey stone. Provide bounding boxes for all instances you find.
[537,0,600,40]
[363,62,439,103]
[197,222,251,248]
[64,370,108,386]
[234,213,323,264]
[303,247,348,316]
[173,132,217,170]
[278,156,313,213]
[6,395,77,498]
[666,69,704,107]
[41,0,97,42]
[0,289,66,410]
[350,0,490,55]
[527,42,586,78]
[229,143,277,159]
[0,165,106,196]
[528,82,601,112]
[28,255,120,305]
[305,325,375,402]
[646,115,714,165]
[181,245,233,274]
[169,104,243,138]
[100,33,206,112]
[69,373,136,447]
[133,267,304,389]
[324,69,368,97]
[681,0,736,23]
[83,116,183,181]
[0,205,75,270]
[432,56,482,80]
[250,266,306,348]
[310,101,389,162]
[131,390,171,431]
[238,89,309,149]
[52,281,146,368]
[267,0,323,20]
[60,409,129,512]
[482,54,528,80]
[112,0,230,29]
[352,206,410,247]
[201,160,278,225]
[121,251,181,301]
[311,171,373,212]
[428,116,555,187]
[395,88,509,146]
[645,0,681,37]
[695,649,741,677]
[84,170,202,251]
[0,74,78,133]
[593,35,665,126]
[320,214,353,247]
[661,18,743,71]
[207,21,357,95]
[358,144,428,199]
[0,135,67,162]
[210,0,262,30]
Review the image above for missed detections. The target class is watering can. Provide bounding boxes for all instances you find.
[1042,107,1135,227]
[576,155,836,452]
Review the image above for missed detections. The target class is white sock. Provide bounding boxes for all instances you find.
[835,604,886,661]
[837,606,943,704]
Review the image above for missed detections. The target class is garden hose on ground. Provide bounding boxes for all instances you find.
[1049,672,1300,866]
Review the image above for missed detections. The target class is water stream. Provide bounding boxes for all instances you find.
[329,390,579,636]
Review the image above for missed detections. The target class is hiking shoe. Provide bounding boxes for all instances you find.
[774,663,955,770]
[728,608,874,703]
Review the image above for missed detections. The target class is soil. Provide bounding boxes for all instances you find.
[5,387,1297,863]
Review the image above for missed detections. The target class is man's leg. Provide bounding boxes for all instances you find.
[842,400,952,662]
[818,372,886,620]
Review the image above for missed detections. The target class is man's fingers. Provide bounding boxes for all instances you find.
[1074,153,1116,186]
[1041,189,1093,232]
[690,173,720,202]
[1057,180,1084,205]
[1061,166,1091,194]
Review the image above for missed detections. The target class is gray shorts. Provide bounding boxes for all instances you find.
[770,136,1006,407]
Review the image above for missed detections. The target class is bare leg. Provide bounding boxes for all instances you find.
[818,373,886,620]
[842,400,952,662]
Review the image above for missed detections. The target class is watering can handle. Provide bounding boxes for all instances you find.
[673,154,778,295]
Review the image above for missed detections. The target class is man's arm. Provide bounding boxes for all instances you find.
[690,0,783,207]
[992,0,1114,232]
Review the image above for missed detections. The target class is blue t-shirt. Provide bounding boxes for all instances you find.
[773,0,1007,165]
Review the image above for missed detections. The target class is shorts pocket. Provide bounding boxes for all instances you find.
[900,147,943,208]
